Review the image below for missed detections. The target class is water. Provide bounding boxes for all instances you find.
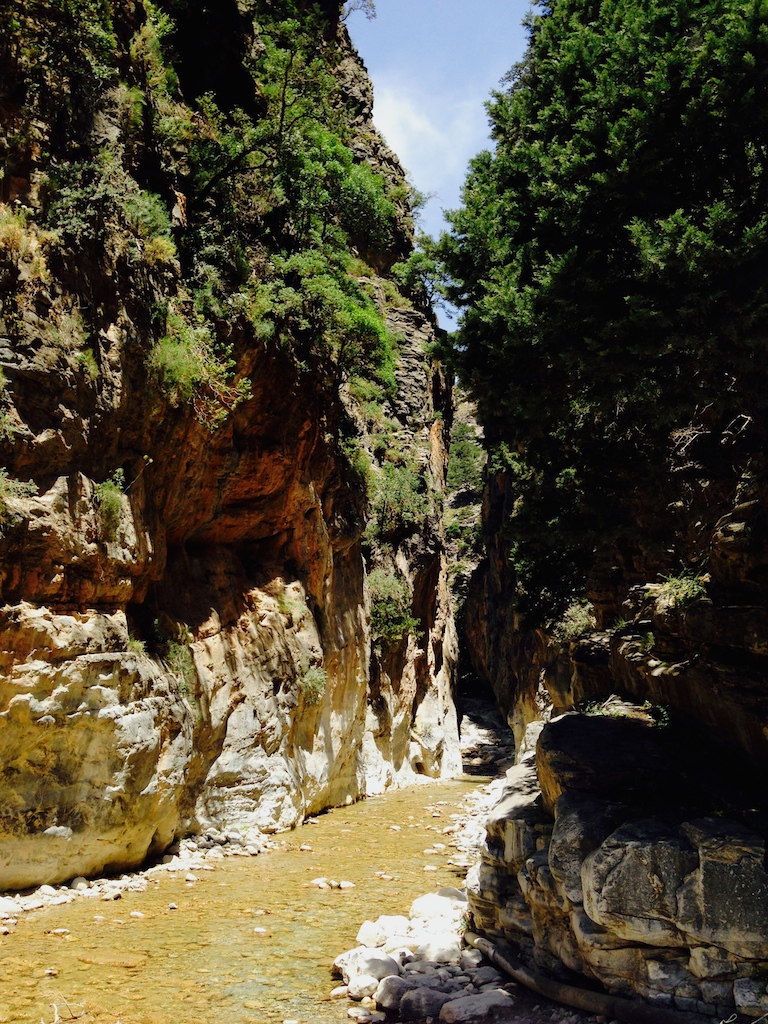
[0,777,487,1024]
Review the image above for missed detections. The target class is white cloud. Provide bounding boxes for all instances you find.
[371,76,492,235]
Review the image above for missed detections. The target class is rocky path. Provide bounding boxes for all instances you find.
[330,698,617,1024]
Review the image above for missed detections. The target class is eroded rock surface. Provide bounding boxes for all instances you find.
[0,1,459,889]
[468,712,768,1018]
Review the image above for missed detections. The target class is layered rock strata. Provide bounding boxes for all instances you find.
[468,711,768,1020]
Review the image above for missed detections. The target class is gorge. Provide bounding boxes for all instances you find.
[1,1,768,1022]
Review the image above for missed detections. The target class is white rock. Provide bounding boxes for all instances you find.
[348,974,380,1000]
[39,885,57,897]
[357,920,386,947]
[0,897,19,918]
[347,1007,385,1022]
[338,880,356,889]
[410,893,463,922]
[339,947,402,985]
[412,936,462,964]
[70,877,89,891]
[330,985,349,999]
[459,950,484,971]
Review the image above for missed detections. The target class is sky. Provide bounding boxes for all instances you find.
[346,0,532,242]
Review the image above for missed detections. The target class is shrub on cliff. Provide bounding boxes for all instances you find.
[95,469,125,541]
[148,306,251,431]
[0,470,36,534]
[440,0,768,618]
[368,567,420,652]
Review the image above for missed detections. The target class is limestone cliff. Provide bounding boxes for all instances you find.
[0,0,459,890]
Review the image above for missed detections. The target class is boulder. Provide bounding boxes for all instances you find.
[536,714,671,815]
[677,819,768,959]
[439,989,517,1022]
[347,974,380,1000]
[400,986,455,1020]
[581,819,698,947]
[339,947,401,986]
[548,792,628,905]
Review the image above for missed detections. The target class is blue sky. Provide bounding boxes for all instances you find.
[347,0,532,241]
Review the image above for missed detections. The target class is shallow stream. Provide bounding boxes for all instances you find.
[0,777,488,1024]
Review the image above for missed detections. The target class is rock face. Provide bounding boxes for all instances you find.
[468,712,768,1019]
[0,1,459,889]
[463,442,768,1001]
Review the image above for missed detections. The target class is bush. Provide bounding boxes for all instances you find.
[551,598,596,644]
[446,422,483,493]
[0,469,37,533]
[368,567,420,652]
[148,306,251,430]
[167,640,196,695]
[77,349,100,381]
[657,574,707,609]
[367,462,426,541]
[95,469,125,540]
[299,665,326,706]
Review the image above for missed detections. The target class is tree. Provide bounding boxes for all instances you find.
[342,1,377,21]
[441,0,768,617]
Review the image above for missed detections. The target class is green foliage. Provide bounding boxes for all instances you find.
[441,0,768,620]
[368,567,420,652]
[444,505,482,559]
[153,618,197,695]
[551,599,597,644]
[177,13,401,385]
[45,151,172,256]
[127,635,146,654]
[0,470,37,532]
[148,306,251,430]
[77,349,100,381]
[0,369,15,441]
[299,665,326,706]
[123,190,172,241]
[640,632,656,653]
[1,0,117,111]
[94,469,125,541]
[167,640,196,695]
[392,233,446,307]
[367,461,427,542]
[657,573,707,608]
[446,422,483,493]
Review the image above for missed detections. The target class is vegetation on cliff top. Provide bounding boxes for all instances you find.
[440,0,768,618]
[0,0,407,432]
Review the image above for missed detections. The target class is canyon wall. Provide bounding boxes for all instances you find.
[464,446,768,1016]
[0,0,459,890]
